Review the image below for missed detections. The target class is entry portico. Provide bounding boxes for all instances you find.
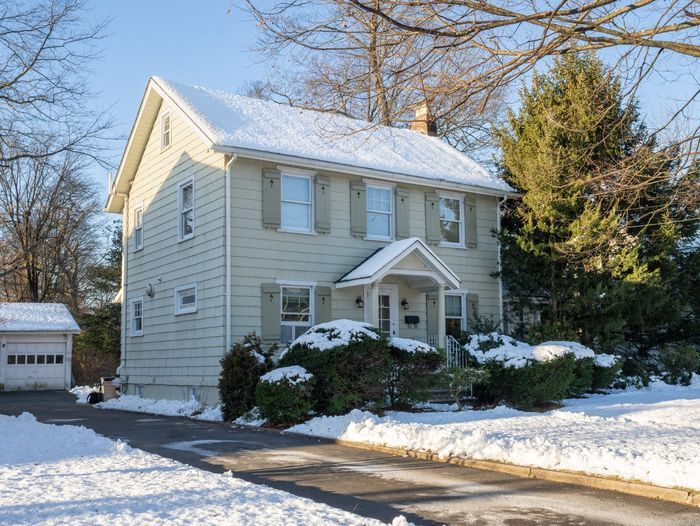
[335,237,461,345]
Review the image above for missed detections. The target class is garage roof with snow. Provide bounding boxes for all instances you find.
[0,303,80,333]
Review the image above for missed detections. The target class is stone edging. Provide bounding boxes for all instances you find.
[334,438,699,508]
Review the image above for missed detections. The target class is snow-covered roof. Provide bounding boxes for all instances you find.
[154,77,513,194]
[0,303,80,333]
[336,237,460,290]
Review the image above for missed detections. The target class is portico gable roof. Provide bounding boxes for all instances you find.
[335,237,460,291]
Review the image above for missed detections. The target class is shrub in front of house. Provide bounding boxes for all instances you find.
[660,344,700,385]
[477,354,577,410]
[218,333,275,421]
[255,366,315,426]
[591,354,622,390]
[279,320,391,415]
[569,357,595,395]
[386,338,443,409]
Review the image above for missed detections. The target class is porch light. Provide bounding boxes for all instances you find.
[355,296,364,308]
[401,298,409,310]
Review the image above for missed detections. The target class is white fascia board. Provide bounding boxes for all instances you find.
[212,144,519,198]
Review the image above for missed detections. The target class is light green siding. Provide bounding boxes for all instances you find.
[122,103,226,404]
[229,157,501,343]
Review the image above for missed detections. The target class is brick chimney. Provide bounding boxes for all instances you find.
[410,101,437,136]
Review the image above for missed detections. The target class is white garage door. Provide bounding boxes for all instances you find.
[4,341,67,390]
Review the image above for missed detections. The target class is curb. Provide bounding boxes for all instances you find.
[334,438,699,508]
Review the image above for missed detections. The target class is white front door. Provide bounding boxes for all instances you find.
[377,285,399,337]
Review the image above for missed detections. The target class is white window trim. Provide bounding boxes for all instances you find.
[366,182,395,241]
[160,110,171,151]
[130,297,144,337]
[438,193,464,247]
[280,172,314,234]
[133,203,144,251]
[279,282,315,342]
[174,283,198,315]
[178,177,195,241]
[445,291,467,332]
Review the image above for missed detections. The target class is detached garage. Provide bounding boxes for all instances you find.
[0,303,80,391]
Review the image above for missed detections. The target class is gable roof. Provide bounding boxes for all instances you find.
[0,303,80,333]
[335,237,460,290]
[106,77,514,212]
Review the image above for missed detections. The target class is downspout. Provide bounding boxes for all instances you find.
[224,155,237,353]
[497,195,508,332]
[117,192,129,380]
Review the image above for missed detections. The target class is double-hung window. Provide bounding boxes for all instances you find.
[133,206,144,251]
[175,283,197,315]
[366,185,393,239]
[161,111,171,150]
[445,293,466,337]
[179,178,194,240]
[281,174,312,232]
[130,298,144,337]
[439,196,463,245]
[280,286,312,343]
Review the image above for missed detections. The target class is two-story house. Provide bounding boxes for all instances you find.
[106,77,515,404]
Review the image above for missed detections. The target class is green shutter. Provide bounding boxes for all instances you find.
[261,283,281,341]
[262,170,281,229]
[350,181,366,238]
[467,293,479,329]
[426,292,438,336]
[425,193,440,245]
[465,195,477,248]
[315,286,332,324]
[395,187,410,239]
[314,175,331,234]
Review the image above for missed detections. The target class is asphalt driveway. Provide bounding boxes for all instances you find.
[1,390,698,526]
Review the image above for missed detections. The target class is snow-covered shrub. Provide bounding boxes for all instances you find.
[279,320,390,415]
[386,338,443,408]
[660,344,700,385]
[255,366,314,426]
[591,353,622,390]
[218,333,274,421]
[478,354,577,410]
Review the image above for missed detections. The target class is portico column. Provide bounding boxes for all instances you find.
[369,282,380,328]
[437,283,446,348]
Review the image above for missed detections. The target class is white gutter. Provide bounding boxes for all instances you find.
[117,193,129,379]
[497,195,508,332]
[224,155,237,353]
[212,144,518,199]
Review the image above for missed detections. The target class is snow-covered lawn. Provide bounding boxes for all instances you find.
[70,386,224,421]
[289,375,700,493]
[0,412,411,525]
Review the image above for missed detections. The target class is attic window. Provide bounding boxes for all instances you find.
[161,111,171,150]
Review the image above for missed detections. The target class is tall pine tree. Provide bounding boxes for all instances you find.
[497,53,698,352]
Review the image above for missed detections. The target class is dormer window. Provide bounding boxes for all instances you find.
[160,111,171,150]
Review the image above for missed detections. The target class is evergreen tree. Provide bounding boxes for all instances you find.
[497,53,698,352]
[72,224,122,384]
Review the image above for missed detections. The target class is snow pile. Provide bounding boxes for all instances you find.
[156,78,512,193]
[466,333,611,368]
[260,366,313,385]
[390,337,437,354]
[594,353,620,367]
[234,407,267,427]
[0,302,79,332]
[287,319,380,352]
[0,413,412,525]
[94,394,223,421]
[290,376,700,491]
[69,385,98,404]
[193,405,224,422]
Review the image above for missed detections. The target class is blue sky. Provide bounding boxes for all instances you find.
[87,1,697,200]
[88,1,263,197]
